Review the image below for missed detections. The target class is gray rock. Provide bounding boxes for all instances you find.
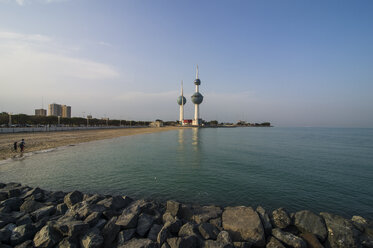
[10,224,36,246]
[222,206,265,246]
[80,228,104,248]
[116,211,139,229]
[216,231,232,244]
[209,218,222,230]
[320,212,361,248]
[178,222,200,237]
[266,236,285,248]
[118,238,158,248]
[56,237,78,248]
[294,210,327,242]
[0,191,8,201]
[97,195,131,211]
[31,205,55,222]
[157,225,171,245]
[117,229,136,245]
[16,214,33,226]
[20,199,45,213]
[148,224,162,241]
[84,212,102,227]
[8,188,21,198]
[167,235,199,248]
[65,201,106,220]
[93,219,107,230]
[49,191,66,204]
[14,240,34,248]
[102,217,120,248]
[0,220,7,229]
[180,205,222,224]
[54,220,89,238]
[299,232,324,248]
[161,243,171,248]
[352,215,368,232]
[233,242,251,248]
[56,203,68,215]
[0,228,11,243]
[165,219,183,235]
[271,228,306,248]
[64,191,83,208]
[198,223,219,240]
[272,208,291,229]
[163,212,176,223]
[256,206,272,235]
[203,240,234,248]
[84,194,105,205]
[23,188,44,200]
[137,214,154,237]
[33,224,63,248]
[166,200,181,217]
[0,197,23,211]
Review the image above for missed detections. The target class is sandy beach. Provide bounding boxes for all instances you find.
[0,127,180,161]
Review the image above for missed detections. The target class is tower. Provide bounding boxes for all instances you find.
[177,80,187,125]
[191,65,204,126]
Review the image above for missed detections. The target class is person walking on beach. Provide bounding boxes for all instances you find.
[13,141,17,152]
[19,139,25,153]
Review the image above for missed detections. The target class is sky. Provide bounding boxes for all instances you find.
[0,0,372,127]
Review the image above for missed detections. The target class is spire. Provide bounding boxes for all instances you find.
[181,80,183,96]
[196,65,199,79]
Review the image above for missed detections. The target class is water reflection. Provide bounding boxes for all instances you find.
[192,127,200,151]
[178,128,185,149]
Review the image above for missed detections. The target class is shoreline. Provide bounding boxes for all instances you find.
[0,182,371,248]
[0,126,180,161]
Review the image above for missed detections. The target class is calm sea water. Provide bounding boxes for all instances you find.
[0,127,372,218]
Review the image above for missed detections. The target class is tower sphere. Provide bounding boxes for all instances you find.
[194,79,201,85]
[177,96,187,105]
[191,92,203,104]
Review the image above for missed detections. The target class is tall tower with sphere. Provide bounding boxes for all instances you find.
[177,80,186,125]
[191,65,204,126]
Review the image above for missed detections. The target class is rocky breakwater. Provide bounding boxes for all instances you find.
[0,182,372,248]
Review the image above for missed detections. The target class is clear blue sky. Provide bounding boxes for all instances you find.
[1,0,372,127]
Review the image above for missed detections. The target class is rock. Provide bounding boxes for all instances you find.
[203,240,234,248]
[0,228,11,243]
[80,228,104,248]
[102,209,121,219]
[64,191,83,208]
[0,191,8,201]
[266,236,285,248]
[8,188,21,198]
[20,199,45,213]
[101,217,120,248]
[222,206,265,246]
[166,200,181,217]
[299,232,324,248]
[157,225,171,245]
[256,206,272,235]
[84,212,102,227]
[137,214,154,237]
[0,220,7,229]
[54,220,89,238]
[216,231,232,244]
[10,224,36,246]
[271,228,306,248]
[65,201,106,220]
[352,215,368,232]
[16,214,33,226]
[198,223,220,240]
[0,197,23,211]
[233,242,251,248]
[163,212,176,223]
[320,212,361,248]
[167,235,199,248]
[97,195,131,211]
[94,219,107,230]
[148,224,162,241]
[33,224,63,248]
[161,243,171,248]
[116,211,139,229]
[49,191,66,204]
[209,218,222,230]
[14,240,34,248]
[165,219,183,235]
[118,238,158,248]
[272,208,291,229]
[2,223,17,233]
[117,229,136,245]
[56,237,78,248]
[294,210,327,241]
[180,205,222,224]
[56,203,68,215]
[23,188,44,200]
[31,205,56,222]
[84,194,105,205]
[179,223,200,237]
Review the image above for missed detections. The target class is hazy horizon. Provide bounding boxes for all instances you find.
[1,0,372,127]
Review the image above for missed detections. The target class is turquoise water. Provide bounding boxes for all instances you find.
[0,127,372,218]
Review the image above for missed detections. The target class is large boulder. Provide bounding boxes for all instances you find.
[222,206,265,246]
[96,195,131,211]
[148,224,162,241]
[266,236,285,248]
[118,238,158,248]
[320,212,361,248]
[116,211,139,229]
[178,223,200,237]
[0,197,23,211]
[157,225,171,245]
[137,214,154,237]
[180,205,222,224]
[299,232,324,248]
[271,208,291,229]
[294,210,327,241]
[31,205,56,222]
[102,217,120,248]
[10,224,37,246]
[166,200,181,217]
[117,229,137,245]
[272,228,306,248]
[166,235,199,248]
[198,223,220,240]
[64,191,83,208]
[65,201,106,220]
[56,237,78,248]
[84,212,103,227]
[80,228,104,248]
[54,220,89,238]
[20,199,45,213]
[33,224,63,248]
[256,206,272,235]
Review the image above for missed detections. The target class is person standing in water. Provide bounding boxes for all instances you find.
[19,139,25,153]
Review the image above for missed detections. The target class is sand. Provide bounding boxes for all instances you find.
[0,127,180,161]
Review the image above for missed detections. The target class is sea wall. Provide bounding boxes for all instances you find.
[0,182,371,248]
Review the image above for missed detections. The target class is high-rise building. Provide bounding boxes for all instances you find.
[191,65,204,126]
[62,105,71,118]
[48,103,62,116]
[35,109,47,116]
[177,80,186,125]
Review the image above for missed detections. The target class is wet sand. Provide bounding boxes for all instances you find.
[0,127,180,161]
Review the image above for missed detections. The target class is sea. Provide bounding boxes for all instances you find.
[0,127,372,218]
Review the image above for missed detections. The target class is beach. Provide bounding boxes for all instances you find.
[0,127,180,161]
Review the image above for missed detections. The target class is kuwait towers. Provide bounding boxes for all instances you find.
[191,65,204,126]
[177,81,186,124]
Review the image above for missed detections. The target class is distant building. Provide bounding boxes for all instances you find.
[150,120,163,128]
[62,105,71,118]
[35,109,47,116]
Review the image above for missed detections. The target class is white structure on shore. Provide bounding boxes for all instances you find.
[177,81,187,125]
[191,65,204,126]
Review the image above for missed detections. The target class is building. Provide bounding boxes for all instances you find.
[191,65,204,126]
[35,109,47,116]
[177,81,186,125]
[62,105,71,118]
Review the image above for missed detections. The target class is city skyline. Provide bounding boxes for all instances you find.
[0,0,372,127]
